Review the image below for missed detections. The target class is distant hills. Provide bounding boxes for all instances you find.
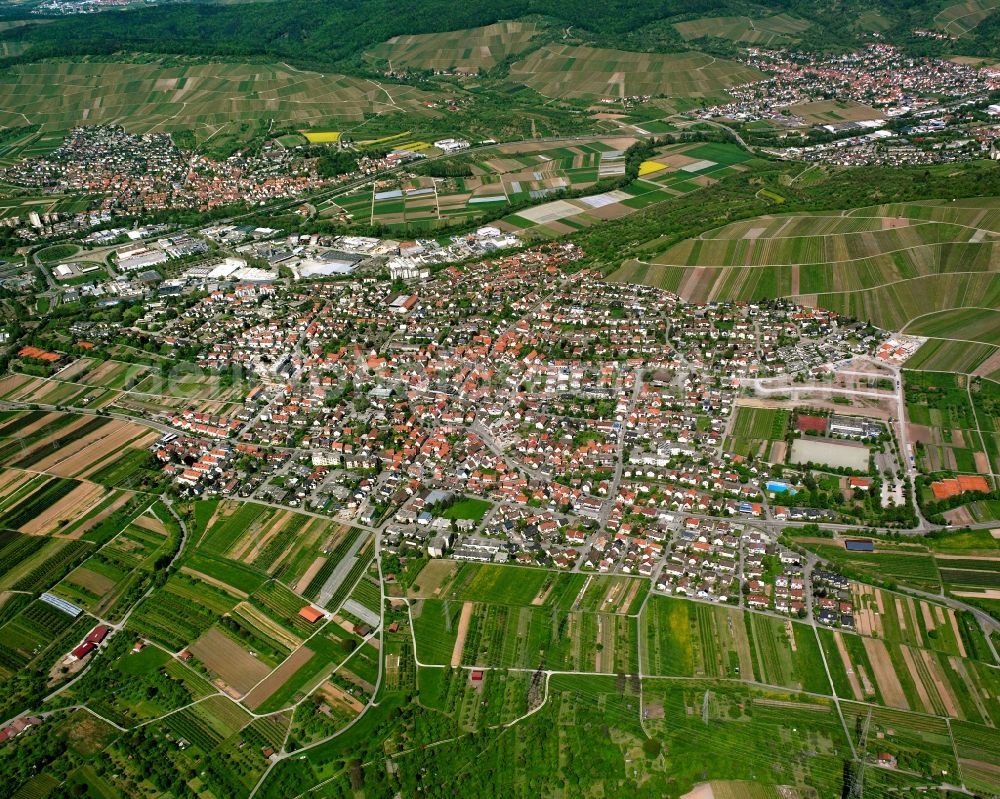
[0,0,998,73]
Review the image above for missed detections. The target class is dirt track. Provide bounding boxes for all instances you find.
[451,602,473,667]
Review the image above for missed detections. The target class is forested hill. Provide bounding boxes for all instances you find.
[1,0,993,71]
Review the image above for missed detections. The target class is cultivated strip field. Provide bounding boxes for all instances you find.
[610,200,1000,342]
[366,21,541,72]
[934,0,1000,35]
[0,60,445,147]
[508,45,763,101]
[674,13,812,46]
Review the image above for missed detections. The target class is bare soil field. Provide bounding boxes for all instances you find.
[953,588,1000,599]
[409,559,458,598]
[189,627,271,697]
[0,468,36,500]
[319,680,364,715]
[0,373,35,398]
[66,566,114,596]
[68,490,133,539]
[921,647,960,718]
[451,601,473,667]
[2,412,61,443]
[900,645,934,713]
[242,645,315,710]
[295,557,328,594]
[75,429,159,478]
[862,637,909,709]
[530,582,554,606]
[20,480,107,536]
[920,601,936,633]
[233,509,292,563]
[51,358,95,382]
[833,631,864,701]
[948,609,967,657]
[131,513,167,536]
[33,420,152,477]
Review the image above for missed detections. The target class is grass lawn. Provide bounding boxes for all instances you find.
[442,498,491,522]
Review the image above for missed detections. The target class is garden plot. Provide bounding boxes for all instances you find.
[414,598,637,673]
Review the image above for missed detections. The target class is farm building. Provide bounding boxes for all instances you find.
[85,625,110,644]
[69,641,96,660]
[298,605,325,624]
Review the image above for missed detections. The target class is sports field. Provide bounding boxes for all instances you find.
[508,45,763,101]
[0,60,444,149]
[366,21,541,73]
[609,200,1000,341]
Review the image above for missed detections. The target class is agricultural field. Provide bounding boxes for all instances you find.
[640,681,848,792]
[498,141,757,238]
[188,498,355,590]
[59,633,215,727]
[933,0,1000,36]
[794,538,942,591]
[674,13,812,46]
[324,137,635,231]
[411,597,638,672]
[415,665,533,729]
[52,503,177,619]
[508,45,764,101]
[0,411,159,486]
[851,582,975,658]
[905,338,999,376]
[904,370,998,475]
[412,561,647,614]
[780,99,884,125]
[840,702,960,781]
[640,595,830,693]
[952,720,1000,794]
[906,307,1000,346]
[0,60,446,149]
[609,200,1000,341]
[366,21,542,73]
[725,405,789,459]
[940,556,1000,594]
[820,622,1000,724]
